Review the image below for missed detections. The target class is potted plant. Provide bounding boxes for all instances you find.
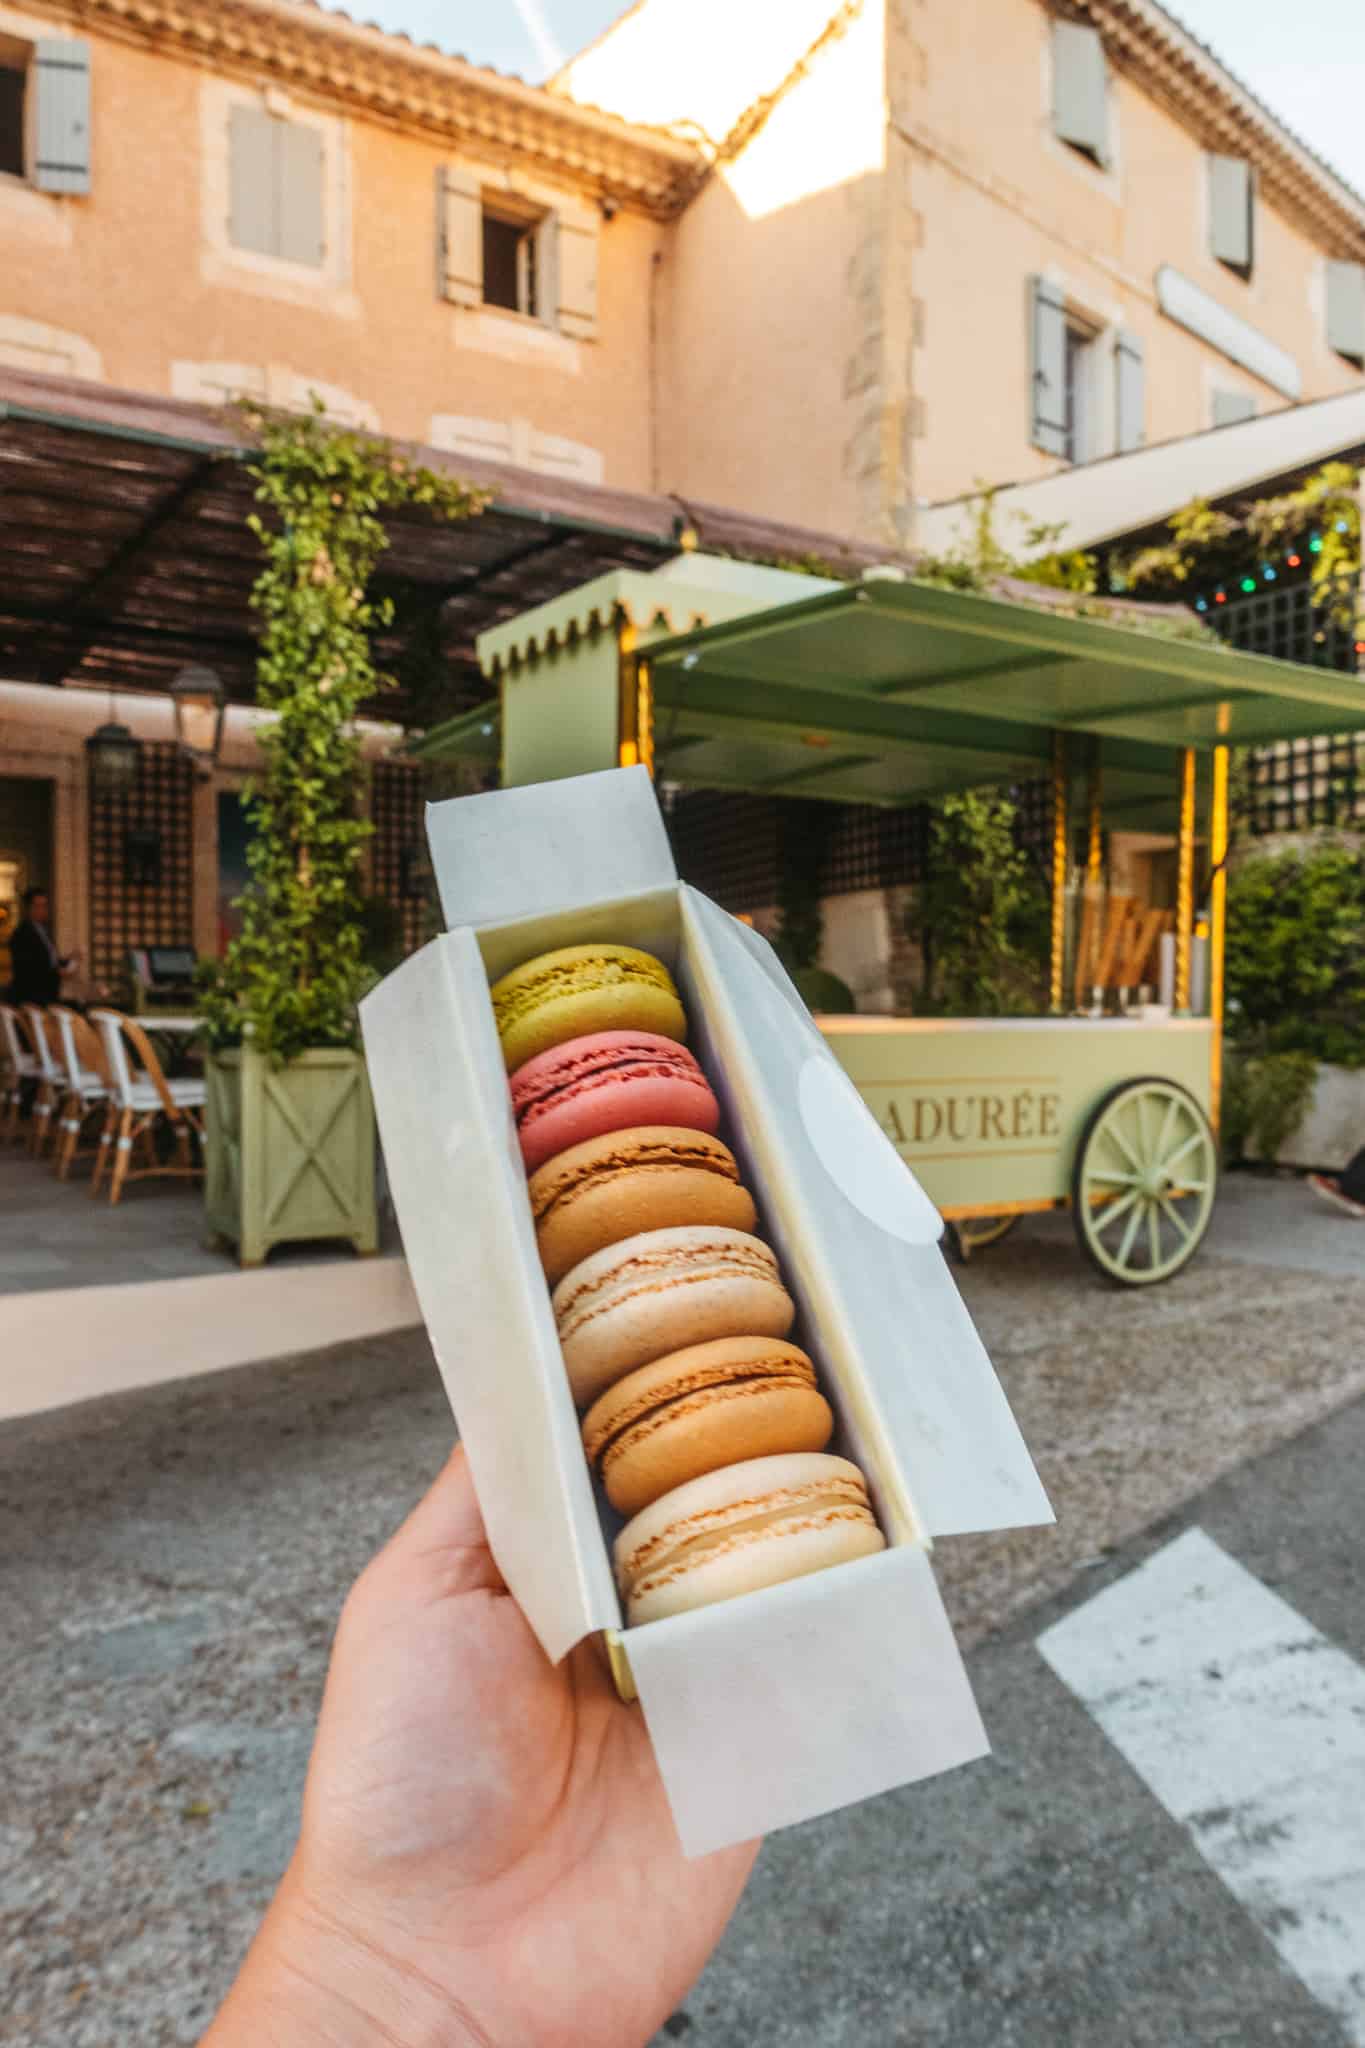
[200,402,486,1265]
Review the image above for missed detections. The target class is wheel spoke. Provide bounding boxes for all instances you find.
[1159,1194,1194,1243]
[1153,1092,1178,1173]
[1162,1129,1205,1173]
[1088,1168,1139,1185]
[1147,1204,1162,1268]
[1102,1113,1144,1175]
[1093,1184,1142,1235]
[1117,1200,1145,1268]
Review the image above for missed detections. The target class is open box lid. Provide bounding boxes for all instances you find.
[425,765,676,932]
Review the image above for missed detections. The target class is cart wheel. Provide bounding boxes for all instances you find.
[947,1214,1021,1263]
[1072,1077,1217,1286]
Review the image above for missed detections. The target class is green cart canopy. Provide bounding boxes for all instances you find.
[418,572,1365,821]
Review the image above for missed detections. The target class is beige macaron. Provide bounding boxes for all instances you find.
[614,1451,886,1627]
[581,1336,833,1516]
[552,1224,796,1408]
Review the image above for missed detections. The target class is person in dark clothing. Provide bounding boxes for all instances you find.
[1309,1152,1365,1220]
[5,887,79,1005]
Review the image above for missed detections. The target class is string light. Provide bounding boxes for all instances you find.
[1287,553,1302,568]
[1240,577,1256,592]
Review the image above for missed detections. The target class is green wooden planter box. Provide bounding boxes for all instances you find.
[204,1046,378,1267]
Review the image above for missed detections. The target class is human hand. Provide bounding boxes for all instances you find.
[203,1445,757,2048]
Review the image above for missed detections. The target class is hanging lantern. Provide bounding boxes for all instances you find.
[170,664,226,773]
[85,718,141,796]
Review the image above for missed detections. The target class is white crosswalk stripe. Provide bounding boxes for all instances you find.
[1038,1527,1365,2046]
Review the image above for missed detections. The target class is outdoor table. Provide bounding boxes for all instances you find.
[139,1014,204,1080]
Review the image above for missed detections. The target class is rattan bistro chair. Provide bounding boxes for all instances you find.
[89,1009,207,1205]
[23,1005,65,1158]
[51,1005,112,1181]
[0,1003,40,1146]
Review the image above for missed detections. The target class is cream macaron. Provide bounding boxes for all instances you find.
[551,1223,796,1408]
[614,1451,886,1626]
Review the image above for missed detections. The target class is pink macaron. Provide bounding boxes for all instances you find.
[509,1030,720,1172]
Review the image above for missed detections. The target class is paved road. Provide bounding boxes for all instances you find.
[2,1174,1362,2046]
[671,1392,1365,2048]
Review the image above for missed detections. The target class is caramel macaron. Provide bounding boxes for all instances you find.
[528,1127,757,1286]
[582,1336,834,1515]
[614,1452,886,1627]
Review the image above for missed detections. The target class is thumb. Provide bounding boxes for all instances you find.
[365,1442,508,1602]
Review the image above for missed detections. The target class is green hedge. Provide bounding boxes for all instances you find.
[1226,842,1365,1070]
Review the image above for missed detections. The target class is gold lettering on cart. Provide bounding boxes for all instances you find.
[871,1087,1064,1152]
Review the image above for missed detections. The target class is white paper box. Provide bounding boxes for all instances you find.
[361,767,1052,1857]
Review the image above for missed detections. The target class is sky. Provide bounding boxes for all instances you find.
[358,0,1365,195]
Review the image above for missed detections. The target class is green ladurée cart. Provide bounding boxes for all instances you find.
[417,553,1364,1286]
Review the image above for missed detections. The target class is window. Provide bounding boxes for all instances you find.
[1115,328,1145,453]
[1030,277,1101,461]
[1051,20,1110,168]
[1209,156,1254,279]
[0,35,89,191]
[1061,321,1099,463]
[1326,261,1365,368]
[481,207,541,318]
[228,106,324,268]
[438,165,600,341]
[0,47,25,180]
[1212,391,1257,428]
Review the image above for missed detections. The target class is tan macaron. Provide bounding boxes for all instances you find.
[552,1225,796,1408]
[614,1451,886,1627]
[582,1337,833,1516]
[528,1127,757,1286]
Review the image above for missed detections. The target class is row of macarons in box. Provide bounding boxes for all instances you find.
[488,940,888,1628]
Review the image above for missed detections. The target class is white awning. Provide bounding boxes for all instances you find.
[917,387,1365,561]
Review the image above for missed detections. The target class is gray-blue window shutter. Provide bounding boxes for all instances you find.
[1115,329,1145,452]
[276,120,325,268]
[1030,277,1068,456]
[1209,156,1253,275]
[1212,391,1257,428]
[1326,261,1365,366]
[33,38,90,194]
[229,106,278,256]
[1052,21,1108,166]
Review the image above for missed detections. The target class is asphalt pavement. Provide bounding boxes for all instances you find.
[2,1174,1362,2047]
[674,1389,1365,2048]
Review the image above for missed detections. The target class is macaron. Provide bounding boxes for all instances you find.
[529,1127,757,1287]
[614,1452,886,1627]
[510,1030,719,1173]
[582,1336,834,1516]
[553,1223,796,1407]
[489,944,686,1073]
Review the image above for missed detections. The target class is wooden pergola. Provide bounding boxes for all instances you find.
[0,367,918,724]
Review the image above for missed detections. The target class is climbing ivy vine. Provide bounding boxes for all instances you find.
[199,401,489,1063]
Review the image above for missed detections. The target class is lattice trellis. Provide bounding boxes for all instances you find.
[666,790,782,911]
[1209,573,1358,671]
[1245,735,1365,835]
[368,759,427,955]
[88,741,195,990]
[666,782,1059,910]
